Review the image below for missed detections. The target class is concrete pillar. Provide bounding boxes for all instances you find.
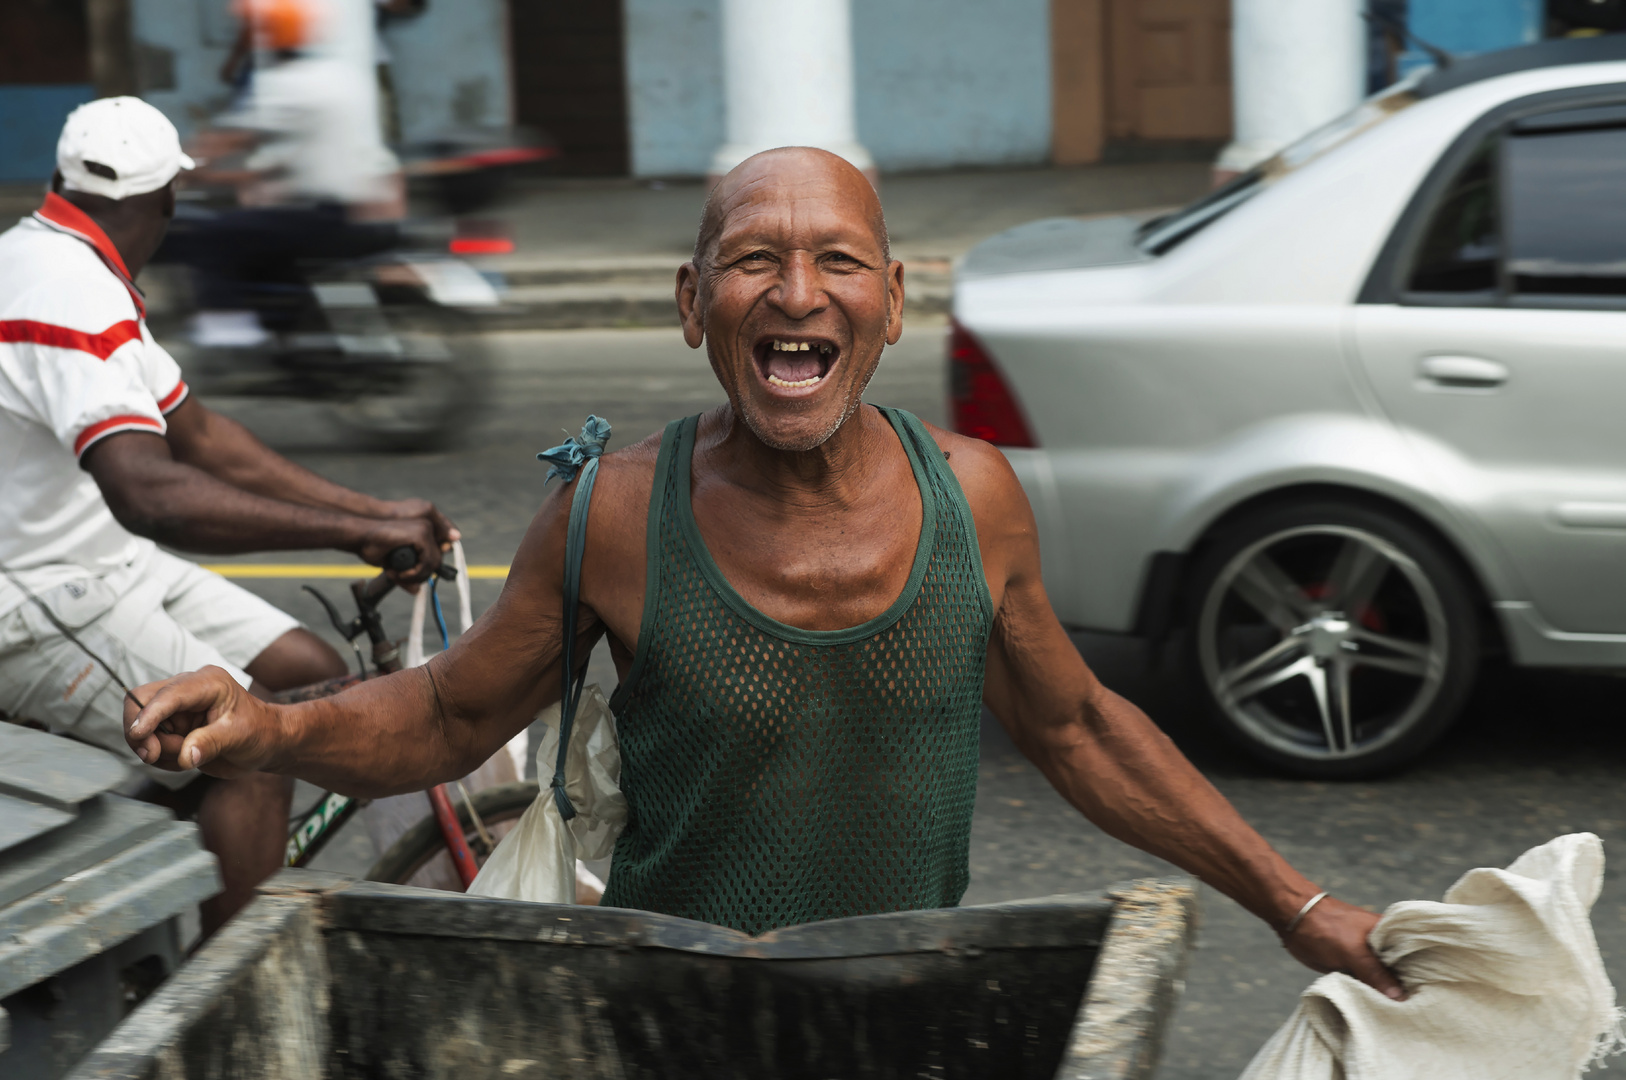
[708,0,873,181]
[87,0,138,98]
[1217,0,1366,175]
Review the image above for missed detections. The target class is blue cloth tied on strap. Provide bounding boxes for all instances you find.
[537,415,612,484]
[537,415,612,822]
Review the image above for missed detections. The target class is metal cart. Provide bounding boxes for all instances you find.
[71,868,1194,1080]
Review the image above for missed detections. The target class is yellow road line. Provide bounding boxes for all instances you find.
[203,564,510,580]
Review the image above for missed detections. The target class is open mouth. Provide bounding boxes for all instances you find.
[753,336,839,391]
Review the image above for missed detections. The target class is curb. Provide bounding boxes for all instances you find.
[140,255,954,333]
[475,255,953,330]
[478,287,952,331]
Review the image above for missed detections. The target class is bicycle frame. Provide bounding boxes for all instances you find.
[278,554,480,887]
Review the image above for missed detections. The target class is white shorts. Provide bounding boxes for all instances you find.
[0,547,299,787]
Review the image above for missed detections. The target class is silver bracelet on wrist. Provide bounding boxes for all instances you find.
[1282,891,1329,936]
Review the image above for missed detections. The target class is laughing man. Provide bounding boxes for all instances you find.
[125,148,1401,996]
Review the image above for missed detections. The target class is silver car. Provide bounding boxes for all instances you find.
[950,36,1626,776]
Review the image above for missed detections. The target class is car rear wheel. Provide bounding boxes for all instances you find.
[1185,500,1479,777]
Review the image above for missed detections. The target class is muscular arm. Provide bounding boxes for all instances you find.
[123,474,600,796]
[164,398,455,542]
[949,433,1403,997]
[84,426,440,572]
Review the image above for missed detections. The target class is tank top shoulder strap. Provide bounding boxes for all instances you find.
[648,411,698,554]
[876,407,938,471]
[615,414,696,709]
[874,406,995,624]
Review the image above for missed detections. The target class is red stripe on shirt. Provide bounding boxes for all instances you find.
[72,414,163,457]
[32,194,146,317]
[35,193,133,278]
[0,319,143,361]
[156,380,189,413]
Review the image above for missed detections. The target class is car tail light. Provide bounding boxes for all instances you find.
[449,236,514,255]
[949,320,1036,447]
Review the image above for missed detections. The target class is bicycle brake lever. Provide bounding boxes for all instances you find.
[302,585,354,639]
[302,584,368,676]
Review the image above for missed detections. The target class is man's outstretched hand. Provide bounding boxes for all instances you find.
[124,667,283,779]
[1282,894,1406,1000]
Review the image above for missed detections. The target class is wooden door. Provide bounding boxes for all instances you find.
[508,0,629,175]
[1107,0,1232,142]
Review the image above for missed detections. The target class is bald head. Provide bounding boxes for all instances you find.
[694,147,888,271]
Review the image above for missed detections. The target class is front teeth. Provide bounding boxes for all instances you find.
[767,373,821,388]
[771,340,833,354]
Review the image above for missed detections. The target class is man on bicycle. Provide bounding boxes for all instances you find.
[126,147,1402,996]
[0,98,454,934]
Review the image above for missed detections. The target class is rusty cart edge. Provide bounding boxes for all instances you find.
[69,869,1197,1080]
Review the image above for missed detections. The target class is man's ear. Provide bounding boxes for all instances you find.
[676,262,705,349]
[161,181,176,220]
[884,259,905,346]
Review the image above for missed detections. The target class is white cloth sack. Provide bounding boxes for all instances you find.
[1242,832,1624,1080]
[465,683,626,904]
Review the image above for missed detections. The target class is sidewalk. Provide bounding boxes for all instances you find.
[474,162,1208,328]
[0,162,1210,329]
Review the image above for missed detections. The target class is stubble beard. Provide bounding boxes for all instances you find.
[737,353,879,452]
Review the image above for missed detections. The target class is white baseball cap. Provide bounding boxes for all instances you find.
[57,97,195,201]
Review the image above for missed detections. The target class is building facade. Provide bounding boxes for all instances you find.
[0,0,1581,185]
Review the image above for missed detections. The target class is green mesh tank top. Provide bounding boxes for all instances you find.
[602,407,995,935]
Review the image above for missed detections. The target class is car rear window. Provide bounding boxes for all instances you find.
[1137,81,1420,256]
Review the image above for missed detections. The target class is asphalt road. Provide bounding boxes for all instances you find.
[195,324,1626,1079]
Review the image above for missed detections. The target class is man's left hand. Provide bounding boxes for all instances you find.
[1281,895,1406,1000]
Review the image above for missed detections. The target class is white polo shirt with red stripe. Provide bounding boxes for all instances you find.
[0,193,188,610]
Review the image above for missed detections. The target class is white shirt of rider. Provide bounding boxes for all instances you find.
[0,203,186,611]
[224,54,400,206]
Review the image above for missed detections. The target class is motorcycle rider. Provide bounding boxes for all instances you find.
[0,97,455,935]
[179,0,405,346]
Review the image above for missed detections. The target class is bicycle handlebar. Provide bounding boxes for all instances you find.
[360,545,458,603]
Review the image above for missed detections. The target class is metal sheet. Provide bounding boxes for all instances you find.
[0,819,221,998]
[0,725,128,811]
[0,796,170,909]
[0,793,74,856]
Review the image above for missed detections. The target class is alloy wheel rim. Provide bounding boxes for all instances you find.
[1197,524,1449,762]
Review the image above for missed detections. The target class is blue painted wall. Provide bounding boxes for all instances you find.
[382,2,513,140]
[622,0,1053,177]
[852,0,1051,172]
[624,0,725,177]
[115,0,1049,178]
[0,85,97,184]
[130,0,238,141]
[1402,0,1543,74]
[125,0,509,145]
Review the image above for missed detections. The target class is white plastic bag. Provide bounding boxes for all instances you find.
[401,541,528,779]
[466,683,626,904]
[1241,832,1625,1080]
[404,540,472,669]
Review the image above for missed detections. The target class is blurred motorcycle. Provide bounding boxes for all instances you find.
[151,129,553,451]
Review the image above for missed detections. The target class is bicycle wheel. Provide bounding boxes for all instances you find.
[366,781,538,891]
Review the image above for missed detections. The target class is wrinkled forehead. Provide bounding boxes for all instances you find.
[708,165,887,259]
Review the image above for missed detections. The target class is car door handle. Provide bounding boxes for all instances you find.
[1417,355,1509,389]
